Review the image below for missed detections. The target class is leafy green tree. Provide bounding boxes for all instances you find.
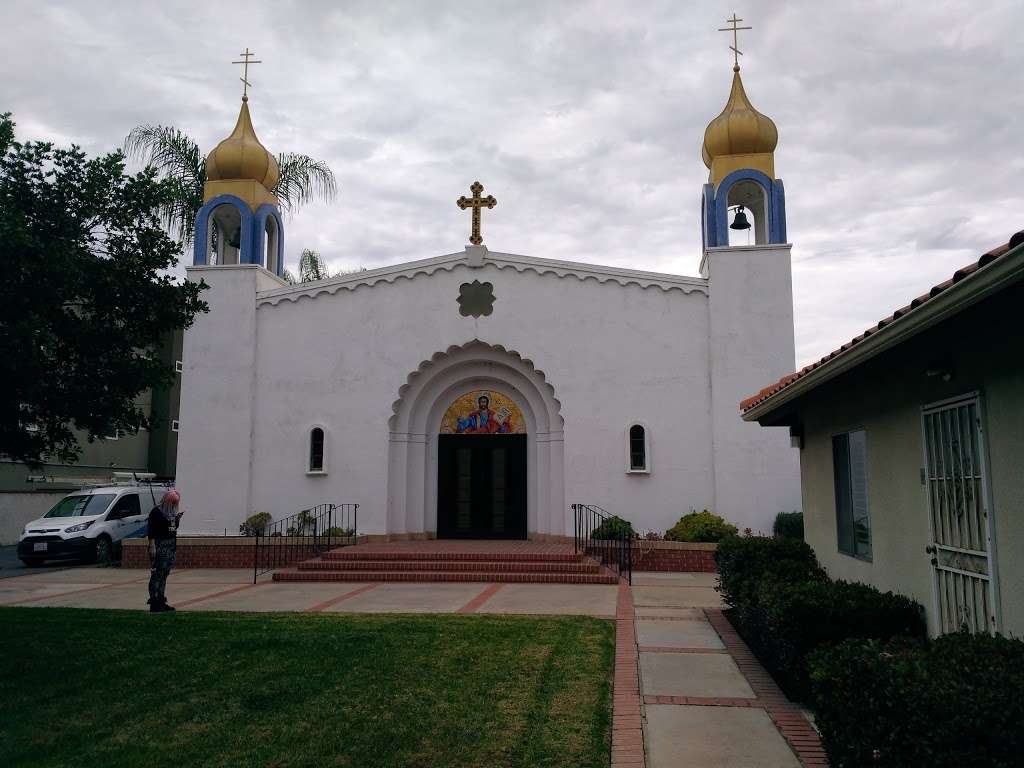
[0,113,207,467]
[123,125,337,245]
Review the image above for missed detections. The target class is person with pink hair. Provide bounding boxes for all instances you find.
[147,489,182,612]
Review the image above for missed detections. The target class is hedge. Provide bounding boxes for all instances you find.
[715,535,925,700]
[239,511,273,536]
[664,510,737,542]
[772,511,804,540]
[748,579,926,700]
[810,633,1024,767]
[714,535,825,609]
[589,515,635,540]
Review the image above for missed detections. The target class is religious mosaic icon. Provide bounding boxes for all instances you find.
[440,390,525,435]
[457,280,496,318]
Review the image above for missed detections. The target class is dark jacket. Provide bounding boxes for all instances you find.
[147,507,178,540]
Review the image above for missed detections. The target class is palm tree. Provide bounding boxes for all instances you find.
[282,249,330,284]
[123,125,337,245]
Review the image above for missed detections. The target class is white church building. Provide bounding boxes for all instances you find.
[175,61,801,540]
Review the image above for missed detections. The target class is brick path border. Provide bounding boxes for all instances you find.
[457,583,504,613]
[705,608,828,767]
[174,581,270,609]
[612,582,645,767]
[304,583,379,612]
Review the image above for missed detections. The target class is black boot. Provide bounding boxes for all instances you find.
[159,597,175,612]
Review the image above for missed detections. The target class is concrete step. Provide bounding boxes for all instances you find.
[273,569,620,585]
[297,558,602,574]
[320,549,585,563]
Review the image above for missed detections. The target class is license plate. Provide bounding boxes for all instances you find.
[33,543,48,552]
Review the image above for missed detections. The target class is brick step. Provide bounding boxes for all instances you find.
[273,569,620,585]
[297,558,602,574]
[321,549,585,563]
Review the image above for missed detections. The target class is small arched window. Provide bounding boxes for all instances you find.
[628,424,649,473]
[308,427,326,473]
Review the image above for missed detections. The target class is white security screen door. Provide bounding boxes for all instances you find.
[921,393,1000,635]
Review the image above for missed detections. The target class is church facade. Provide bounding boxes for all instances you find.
[175,64,801,540]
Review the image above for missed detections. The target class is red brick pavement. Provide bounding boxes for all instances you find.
[612,582,646,767]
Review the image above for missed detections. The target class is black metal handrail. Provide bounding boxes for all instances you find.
[572,503,632,585]
[253,502,358,583]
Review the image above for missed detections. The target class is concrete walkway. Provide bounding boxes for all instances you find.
[0,565,619,616]
[627,572,825,768]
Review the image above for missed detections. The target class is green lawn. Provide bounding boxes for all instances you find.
[0,608,614,768]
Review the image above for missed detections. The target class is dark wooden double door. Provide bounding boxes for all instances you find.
[437,434,527,539]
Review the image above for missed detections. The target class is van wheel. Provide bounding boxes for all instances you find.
[94,535,114,564]
[20,558,45,567]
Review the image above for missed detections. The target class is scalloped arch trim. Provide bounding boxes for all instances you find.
[387,340,563,432]
[256,252,708,307]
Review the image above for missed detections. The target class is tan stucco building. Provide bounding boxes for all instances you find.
[742,232,1024,638]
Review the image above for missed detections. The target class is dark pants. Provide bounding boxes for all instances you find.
[148,538,177,602]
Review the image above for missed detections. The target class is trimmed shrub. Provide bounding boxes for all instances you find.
[772,511,803,540]
[714,535,826,609]
[810,633,1024,767]
[239,511,273,536]
[323,526,354,538]
[751,579,926,700]
[665,510,738,543]
[590,515,635,540]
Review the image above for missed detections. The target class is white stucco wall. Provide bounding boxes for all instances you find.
[704,245,802,531]
[176,247,800,540]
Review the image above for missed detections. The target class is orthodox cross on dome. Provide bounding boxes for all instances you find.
[718,13,752,71]
[456,181,497,246]
[232,47,262,101]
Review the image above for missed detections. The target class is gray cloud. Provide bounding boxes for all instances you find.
[3,0,1022,367]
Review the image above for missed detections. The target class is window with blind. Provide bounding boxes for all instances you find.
[833,430,871,559]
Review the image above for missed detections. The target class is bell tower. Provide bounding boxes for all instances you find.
[700,15,786,250]
[192,49,284,276]
[700,15,801,530]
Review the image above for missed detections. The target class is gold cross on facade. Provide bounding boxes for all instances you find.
[232,47,262,100]
[456,181,497,246]
[718,13,752,71]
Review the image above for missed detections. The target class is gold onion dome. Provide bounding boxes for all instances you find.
[206,98,279,189]
[702,67,778,168]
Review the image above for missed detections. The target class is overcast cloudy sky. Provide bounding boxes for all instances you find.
[4,0,1022,365]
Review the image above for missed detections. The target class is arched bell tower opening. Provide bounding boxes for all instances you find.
[201,199,247,266]
[264,215,279,275]
[727,179,768,246]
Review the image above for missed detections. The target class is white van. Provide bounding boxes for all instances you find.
[16,484,171,566]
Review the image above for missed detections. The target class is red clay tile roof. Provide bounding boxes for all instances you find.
[740,235,1021,414]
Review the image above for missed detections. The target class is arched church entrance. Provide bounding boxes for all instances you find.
[387,342,564,540]
[437,390,527,539]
